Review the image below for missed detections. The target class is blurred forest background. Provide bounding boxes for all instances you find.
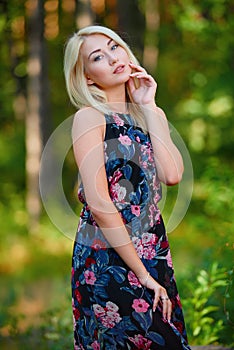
[0,0,233,348]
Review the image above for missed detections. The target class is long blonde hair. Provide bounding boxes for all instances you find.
[64,25,146,129]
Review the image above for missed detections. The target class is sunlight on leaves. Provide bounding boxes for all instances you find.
[208,95,233,118]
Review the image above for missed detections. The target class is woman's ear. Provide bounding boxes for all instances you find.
[86,75,94,85]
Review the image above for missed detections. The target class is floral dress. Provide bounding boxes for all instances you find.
[71,112,191,350]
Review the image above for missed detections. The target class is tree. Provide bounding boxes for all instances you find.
[143,0,160,73]
[25,0,51,229]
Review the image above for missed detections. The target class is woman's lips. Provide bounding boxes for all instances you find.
[113,65,125,74]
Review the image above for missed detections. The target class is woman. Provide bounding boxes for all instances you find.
[64,25,191,350]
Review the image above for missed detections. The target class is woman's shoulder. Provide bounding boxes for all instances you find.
[74,107,105,124]
[72,107,105,138]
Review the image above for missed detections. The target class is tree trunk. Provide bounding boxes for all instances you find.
[143,0,160,73]
[75,0,94,29]
[117,0,145,62]
[25,0,48,230]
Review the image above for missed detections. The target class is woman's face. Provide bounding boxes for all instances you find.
[81,33,131,92]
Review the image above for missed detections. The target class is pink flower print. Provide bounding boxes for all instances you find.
[74,343,83,350]
[141,161,148,169]
[161,240,169,249]
[149,203,161,226]
[143,245,156,260]
[85,257,96,268]
[132,298,150,313]
[74,288,82,303]
[132,236,141,247]
[104,141,108,162]
[94,302,121,329]
[149,203,156,227]
[106,310,122,323]
[75,280,80,287]
[132,237,143,258]
[128,271,141,287]
[111,183,126,202]
[101,317,115,328]
[118,133,132,146]
[142,232,156,246]
[111,169,122,184]
[166,250,173,268]
[176,294,182,308]
[129,334,152,349]
[93,304,105,318]
[154,210,161,223]
[131,205,141,217]
[118,186,126,201]
[136,136,140,143]
[136,244,143,258]
[84,270,96,285]
[76,345,85,350]
[141,143,153,162]
[153,192,161,204]
[146,143,154,162]
[91,238,106,250]
[91,340,100,350]
[106,301,119,312]
[73,308,81,321]
[113,113,124,126]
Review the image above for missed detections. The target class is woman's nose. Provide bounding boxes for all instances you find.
[108,54,118,65]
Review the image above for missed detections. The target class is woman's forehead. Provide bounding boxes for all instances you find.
[81,33,114,57]
[83,33,112,47]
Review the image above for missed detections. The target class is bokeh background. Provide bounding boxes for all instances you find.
[0,0,233,348]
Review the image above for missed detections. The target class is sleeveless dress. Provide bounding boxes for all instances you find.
[71,112,191,350]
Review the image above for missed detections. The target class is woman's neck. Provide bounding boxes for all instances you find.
[106,102,128,114]
[105,85,128,113]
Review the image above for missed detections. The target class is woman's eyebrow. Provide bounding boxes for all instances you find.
[107,38,113,46]
[88,38,114,60]
[88,49,100,60]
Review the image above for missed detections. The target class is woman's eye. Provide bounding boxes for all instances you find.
[111,44,119,51]
[94,55,103,62]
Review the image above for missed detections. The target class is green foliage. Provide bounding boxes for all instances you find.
[182,262,231,345]
[0,292,73,350]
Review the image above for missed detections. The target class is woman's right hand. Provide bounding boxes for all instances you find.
[138,273,172,322]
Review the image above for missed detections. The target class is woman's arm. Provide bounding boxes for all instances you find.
[128,62,184,185]
[143,105,184,185]
[72,107,172,320]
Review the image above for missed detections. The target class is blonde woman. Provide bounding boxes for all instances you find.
[64,25,191,350]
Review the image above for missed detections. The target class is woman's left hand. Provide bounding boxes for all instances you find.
[127,62,157,106]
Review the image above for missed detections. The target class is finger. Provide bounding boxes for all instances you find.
[153,291,160,312]
[160,296,171,321]
[161,298,168,320]
[129,72,152,80]
[129,73,156,86]
[127,77,136,94]
[129,62,147,73]
[167,300,172,323]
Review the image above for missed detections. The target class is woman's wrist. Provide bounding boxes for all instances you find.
[138,271,150,286]
[140,101,157,111]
